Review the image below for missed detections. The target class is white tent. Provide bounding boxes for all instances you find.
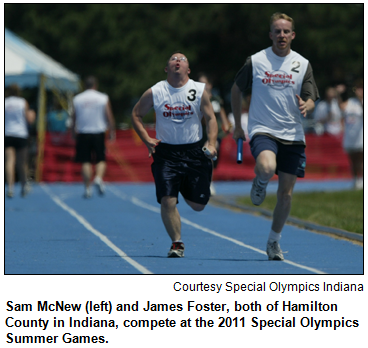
[5,28,81,181]
[5,28,80,91]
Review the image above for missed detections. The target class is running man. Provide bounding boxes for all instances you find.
[72,76,115,198]
[5,84,36,198]
[131,51,218,258]
[338,80,363,190]
[231,13,319,260]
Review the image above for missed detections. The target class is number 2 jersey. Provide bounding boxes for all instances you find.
[151,79,205,144]
[235,47,319,144]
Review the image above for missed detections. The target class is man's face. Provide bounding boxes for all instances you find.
[165,53,190,75]
[269,19,295,55]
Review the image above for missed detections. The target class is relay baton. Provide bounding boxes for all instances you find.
[202,146,217,161]
[237,138,243,164]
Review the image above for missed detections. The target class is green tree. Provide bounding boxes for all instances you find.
[5,4,363,124]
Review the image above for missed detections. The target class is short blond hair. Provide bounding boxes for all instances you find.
[270,12,295,31]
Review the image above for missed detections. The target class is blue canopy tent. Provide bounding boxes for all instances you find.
[5,28,81,181]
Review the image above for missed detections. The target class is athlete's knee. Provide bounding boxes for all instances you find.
[277,190,292,206]
[256,152,276,179]
[185,199,205,212]
[191,204,205,212]
[161,196,177,210]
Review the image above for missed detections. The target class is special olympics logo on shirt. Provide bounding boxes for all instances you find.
[262,70,295,90]
[163,103,194,123]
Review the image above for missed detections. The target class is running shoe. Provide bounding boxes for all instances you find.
[168,242,185,258]
[21,183,31,197]
[6,190,14,198]
[94,177,105,195]
[266,240,284,261]
[354,178,363,190]
[250,177,267,206]
[84,187,92,199]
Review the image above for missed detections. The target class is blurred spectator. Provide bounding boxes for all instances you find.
[338,80,363,190]
[5,84,36,197]
[313,86,343,136]
[198,73,231,195]
[72,76,116,198]
[47,97,71,145]
[228,94,250,140]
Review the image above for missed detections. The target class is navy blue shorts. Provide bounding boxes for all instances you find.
[250,134,306,178]
[75,133,106,163]
[151,141,213,204]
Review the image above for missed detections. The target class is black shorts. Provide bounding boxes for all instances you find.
[5,136,28,150]
[75,133,106,163]
[250,134,306,178]
[151,141,213,205]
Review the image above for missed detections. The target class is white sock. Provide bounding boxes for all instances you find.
[173,240,183,243]
[268,230,281,242]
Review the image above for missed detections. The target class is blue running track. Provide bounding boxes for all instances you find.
[5,180,363,275]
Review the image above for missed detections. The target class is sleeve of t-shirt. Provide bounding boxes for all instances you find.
[234,56,253,93]
[301,63,320,102]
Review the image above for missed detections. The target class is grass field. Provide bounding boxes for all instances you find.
[236,189,363,234]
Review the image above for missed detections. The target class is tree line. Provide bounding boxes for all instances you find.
[5,3,363,124]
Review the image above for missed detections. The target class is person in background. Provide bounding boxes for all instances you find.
[228,94,250,138]
[71,76,116,198]
[198,73,231,195]
[5,84,36,197]
[131,51,218,258]
[47,97,70,145]
[337,80,363,190]
[231,12,319,261]
[313,86,343,136]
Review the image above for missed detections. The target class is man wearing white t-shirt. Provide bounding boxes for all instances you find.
[231,13,319,261]
[132,51,218,258]
[72,76,115,198]
[5,84,36,198]
[314,87,343,136]
[338,80,363,190]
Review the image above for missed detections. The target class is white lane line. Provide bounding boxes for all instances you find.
[41,184,153,275]
[108,187,327,275]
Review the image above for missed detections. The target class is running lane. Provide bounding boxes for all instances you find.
[4,182,363,275]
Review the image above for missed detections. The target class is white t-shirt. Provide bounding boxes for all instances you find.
[151,79,205,144]
[314,98,343,135]
[73,89,109,133]
[5,96,28,138]
[343,98,363,150]
[248,48,309,142]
